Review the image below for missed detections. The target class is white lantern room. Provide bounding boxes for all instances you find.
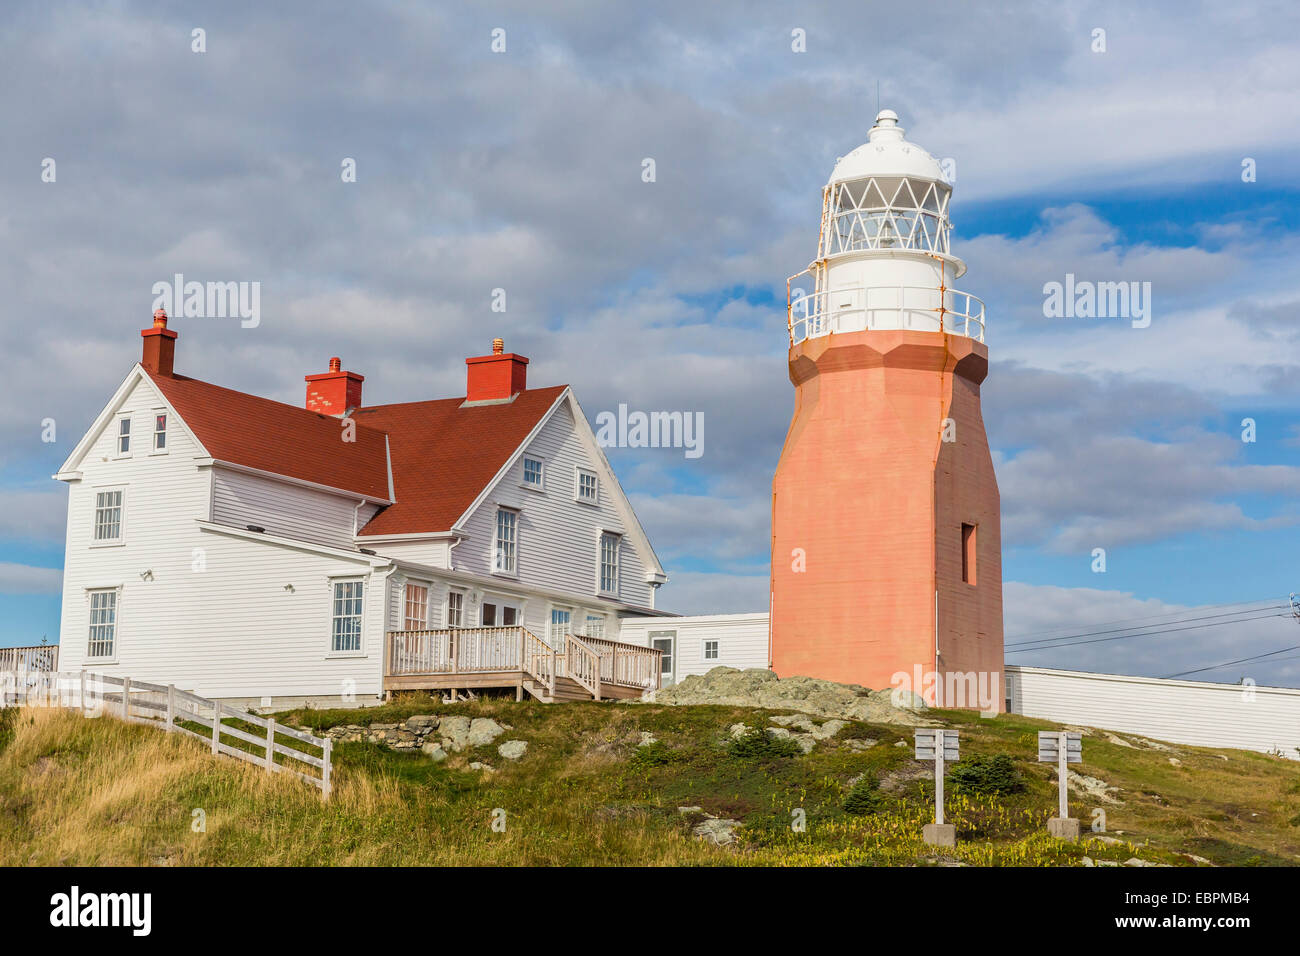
[787,109,985,344]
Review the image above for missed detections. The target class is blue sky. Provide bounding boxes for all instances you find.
[2,0,1299,685]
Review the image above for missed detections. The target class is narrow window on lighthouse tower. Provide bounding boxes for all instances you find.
[961,523,977,586]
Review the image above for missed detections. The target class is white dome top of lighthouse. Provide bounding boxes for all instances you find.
[827,109,946,185]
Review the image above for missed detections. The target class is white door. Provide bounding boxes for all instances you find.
[481,598,522,627]
[649,630,676,688]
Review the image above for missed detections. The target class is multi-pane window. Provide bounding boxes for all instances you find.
[93,490,123,542]
[494,508,517,573]
[523,456,543,488]
[549,607,571,647]
[331,580,364,653]
[576,469,598,503]
[116,417,131,455]
[153,413,167,451]
[403,582,428,630]
[599,532,619,594]
[87,590,117,659]
[447,590,464,627]
[704,639,719,661]
[584,614,605,639]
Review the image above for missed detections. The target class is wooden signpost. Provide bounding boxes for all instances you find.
[915,728,959,847]
[1038,730,1082,840]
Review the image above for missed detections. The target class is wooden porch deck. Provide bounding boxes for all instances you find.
[384,626,662,703]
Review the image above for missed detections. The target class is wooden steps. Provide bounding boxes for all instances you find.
[522,676,598,703]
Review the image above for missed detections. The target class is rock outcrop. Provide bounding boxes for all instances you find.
[635,667,933,725]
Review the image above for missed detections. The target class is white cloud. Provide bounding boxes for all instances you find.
[0,562,62,595]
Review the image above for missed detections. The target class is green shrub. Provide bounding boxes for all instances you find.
[628,741,680,770]
[727,727,802,760]
[949,754,1024,796]
[844,777,885,815]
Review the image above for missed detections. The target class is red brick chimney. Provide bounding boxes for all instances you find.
[141,308,178,376]
[466,337,528,402]
[305,356,364,416]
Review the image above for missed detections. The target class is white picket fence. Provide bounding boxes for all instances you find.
[0,670,332,798]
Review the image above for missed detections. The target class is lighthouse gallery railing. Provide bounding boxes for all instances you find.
[786,272,985,346]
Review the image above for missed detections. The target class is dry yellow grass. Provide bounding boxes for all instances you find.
[3,699,1298,866]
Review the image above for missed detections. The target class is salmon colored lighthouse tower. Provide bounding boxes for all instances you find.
[770,109,1003,709]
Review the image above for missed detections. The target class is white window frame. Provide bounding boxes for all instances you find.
[446,589,465,628]
[114,414,132,457]
[548,605,572,648]
[703,639,719,661]
[91,486,126,547]
[151,409,169,454]
[575,467,598,505]
[403,580,430,631]
[650,630,676,683]
[328,577,366,657]
[86,587,120,662]
[521,455,545,491]
[598,531,620,596]
[493,507,518,576]
[584,613,606,639]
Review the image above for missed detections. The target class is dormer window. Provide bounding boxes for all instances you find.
[576,468,598,504]
[116,417,131,455]
[153,412,168,451]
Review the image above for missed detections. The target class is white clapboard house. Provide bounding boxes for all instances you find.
[53,312,671,707]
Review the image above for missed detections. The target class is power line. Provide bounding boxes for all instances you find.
[1005,597,1284,644]
[1006,605,1289,651]
[1003,610,1293,654]
[1166,644,1300,679]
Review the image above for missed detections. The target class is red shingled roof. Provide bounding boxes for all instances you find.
[146,368,567,536]
[353,386,567,535]
[146,371,392,501]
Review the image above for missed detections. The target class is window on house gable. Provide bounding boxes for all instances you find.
[576,468,598,504]
[116,417,131,455]
[331,579,364,653]
[523,456,543,488]
[494,508,517,574]
[93,489,123,542]
[599,532,620,595]
[403,582,429,630]
[153,412,168,451]
[447,590,464,628]
[87,589,117,659]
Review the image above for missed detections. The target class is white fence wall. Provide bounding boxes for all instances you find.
[1006,665,1300,758]
[618,612,769,685]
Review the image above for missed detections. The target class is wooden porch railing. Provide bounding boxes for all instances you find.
[564,633,601,698]
[522,628,557,697]
[386,627,664,694]
[388,626,527,675]
[0,645,58,672]
[582,636,663,692]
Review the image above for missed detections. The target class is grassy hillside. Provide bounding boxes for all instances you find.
[1,697,1298,866]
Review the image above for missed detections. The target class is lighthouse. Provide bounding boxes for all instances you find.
[769,109,1003,709]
